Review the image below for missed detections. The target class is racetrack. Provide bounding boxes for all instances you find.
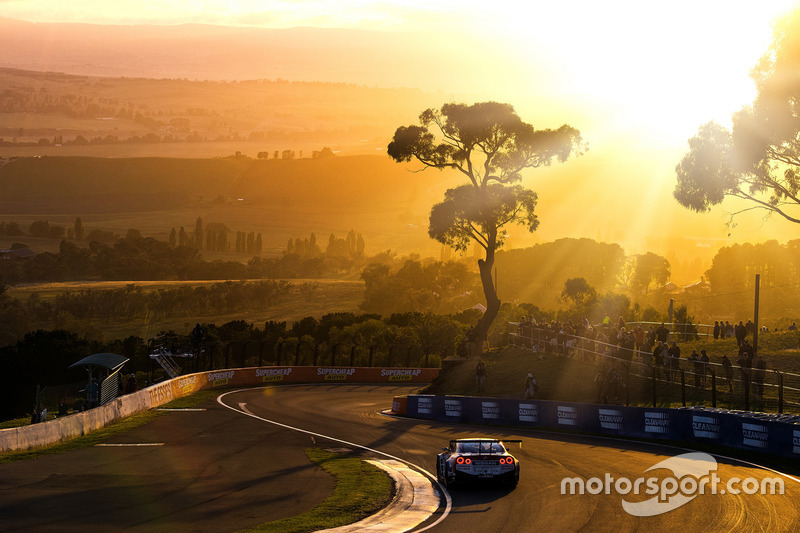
[2,383,799,532]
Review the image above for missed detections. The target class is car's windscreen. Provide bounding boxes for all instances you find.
[456,442,506,454]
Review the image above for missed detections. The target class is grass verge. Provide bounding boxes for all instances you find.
[0,388,223,464]
[244,448,394,533]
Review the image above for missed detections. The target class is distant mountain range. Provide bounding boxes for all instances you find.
[0,17,473,91]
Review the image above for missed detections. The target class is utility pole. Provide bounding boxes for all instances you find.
[753,274,760,356]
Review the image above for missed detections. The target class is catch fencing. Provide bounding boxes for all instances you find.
[508,324,800,415]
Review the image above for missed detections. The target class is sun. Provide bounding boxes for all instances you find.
[481,0,799,146]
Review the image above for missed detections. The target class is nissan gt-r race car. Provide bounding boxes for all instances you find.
[436,438,521,488]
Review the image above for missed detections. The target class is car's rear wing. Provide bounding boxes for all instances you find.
[448,438,523,450]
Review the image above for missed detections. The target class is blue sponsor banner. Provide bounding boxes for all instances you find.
[403,395,800,459]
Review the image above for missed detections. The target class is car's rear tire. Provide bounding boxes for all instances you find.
[506,472,519,489]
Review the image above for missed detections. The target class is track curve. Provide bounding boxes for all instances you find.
[1,383,799,532]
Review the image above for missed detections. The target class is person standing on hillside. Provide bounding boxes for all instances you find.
[656,323,670,344]
[125,373,137,394]
[475,357,487,394]
[524,373,538,399]
[722,354,734,393]
[689,350,702,387]
[735,321,747,347]
[633,324,645,354]
[700,349,710,388]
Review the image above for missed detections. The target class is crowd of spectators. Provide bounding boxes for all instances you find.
[513,315,773,402]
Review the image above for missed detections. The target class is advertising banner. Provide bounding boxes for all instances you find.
[401,394,800,459]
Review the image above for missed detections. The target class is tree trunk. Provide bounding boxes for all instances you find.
[473,245,500,355]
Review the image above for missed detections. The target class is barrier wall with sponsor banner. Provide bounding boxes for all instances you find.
[393,394,800,460]
[0,366,438,453]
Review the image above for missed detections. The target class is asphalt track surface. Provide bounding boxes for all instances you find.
[2,383,800,532]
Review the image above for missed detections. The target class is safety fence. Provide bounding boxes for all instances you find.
[147,334,442,383]
[1,365,439,453]
[508,325,800,415]
[392,394,800,460]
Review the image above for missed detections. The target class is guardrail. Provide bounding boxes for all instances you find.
[0,365,439,453]
[392,394,800,460]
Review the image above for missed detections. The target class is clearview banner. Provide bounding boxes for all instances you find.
[398,395,800,459]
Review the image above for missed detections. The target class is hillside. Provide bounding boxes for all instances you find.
[0,154,452,256]
[0,67,434,154]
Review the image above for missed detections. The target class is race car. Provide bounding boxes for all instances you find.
[436,438,521,488]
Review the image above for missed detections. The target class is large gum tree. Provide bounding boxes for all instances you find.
[674,9,800,226]
[387,101,584,353]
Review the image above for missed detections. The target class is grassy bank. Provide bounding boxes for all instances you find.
[246,448,393,533]
[423,335,800,412]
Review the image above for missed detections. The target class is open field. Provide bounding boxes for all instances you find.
[6,278,365,340]
[0,154,449,257]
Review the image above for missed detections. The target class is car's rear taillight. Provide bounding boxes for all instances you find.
[465,458,472,464]
[456,456,464,464]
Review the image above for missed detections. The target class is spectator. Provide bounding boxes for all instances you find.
[656,323,670,344]
[594,363,609,403]
[633,324,645,353]
[721,354,734,393]
[667,341,681,381]
[739,338,754,360]
[524,373,538,399]
[713,321,720,340]
[645,326,656,349]
[87,377,100,408]
[789,322,797,331]
[125,373,138,394]
[736,349,752,392]
[735,321,747,347]
[689,350,702,387]
[475,357,487,393]
[700,349,710,387]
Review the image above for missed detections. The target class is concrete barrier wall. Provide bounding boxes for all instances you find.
[0,366,439,453]
[393,394,800,460]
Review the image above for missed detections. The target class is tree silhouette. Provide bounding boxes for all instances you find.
[674,9,800,226]
[388,101,584,351]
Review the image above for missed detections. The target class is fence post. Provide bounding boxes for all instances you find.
[225,343,231,369]
[313,344,319,366]
[711,369,716,408]
[369,345,376,367]
[774,370,784,413]
[680,369,686,407]
[295,342,301,366]
[744,375,750,411]
[652,365,657,408]
[406,346,412,367]
[625,365,630,407]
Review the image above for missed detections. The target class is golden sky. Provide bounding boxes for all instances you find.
[3,0,799,271]
[4,0,793,146]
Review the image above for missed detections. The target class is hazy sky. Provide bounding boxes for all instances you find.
[3,0,800,266]
[4,1,794,144]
